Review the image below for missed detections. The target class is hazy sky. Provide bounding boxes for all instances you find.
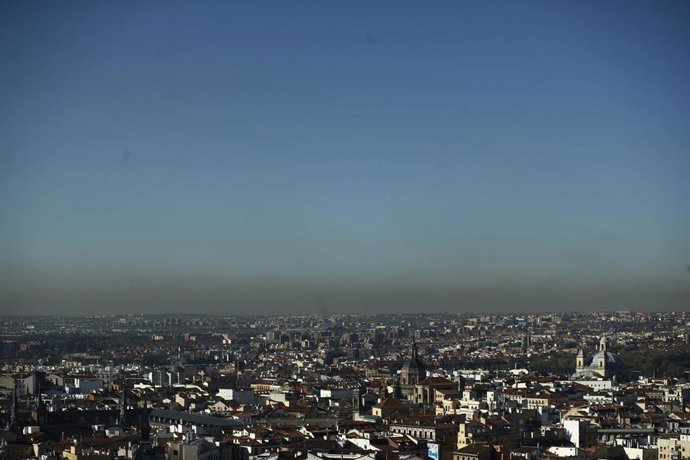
[1,1,689,315]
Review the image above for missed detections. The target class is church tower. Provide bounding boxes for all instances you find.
[8,383,19,434]
[33,384,48,425]
[118,381,128,429]
[400,340,426,400]
[599,336,610,352]
[133,401,155,460]
[576,349,585,370]
[571,335,631,382]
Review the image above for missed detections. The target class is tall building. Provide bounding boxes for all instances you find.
[400,340,426,400]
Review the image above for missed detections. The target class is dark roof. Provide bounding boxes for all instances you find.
[592,445,628,459]
[417,377,456,387]
[374,398,406,409]
[456,444,494,455]
[402,356,426,372]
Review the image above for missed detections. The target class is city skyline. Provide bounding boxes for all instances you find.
[1,1,689,315]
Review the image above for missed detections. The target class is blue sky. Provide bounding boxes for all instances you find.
[1,1,688,314]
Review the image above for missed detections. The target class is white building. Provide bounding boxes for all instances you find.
[217,388,256,405]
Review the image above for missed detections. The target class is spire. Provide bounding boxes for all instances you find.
[6,379,20,434]
[33,382,47,425]
[411,339,418,358]
[10,381,17,428]
[36,383,43,409]
[119,381,127,428]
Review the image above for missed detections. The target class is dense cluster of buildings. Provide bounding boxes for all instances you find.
[1,312,690,460]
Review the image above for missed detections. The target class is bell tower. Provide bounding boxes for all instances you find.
[600,336,610,352]
[576,349,584,370]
